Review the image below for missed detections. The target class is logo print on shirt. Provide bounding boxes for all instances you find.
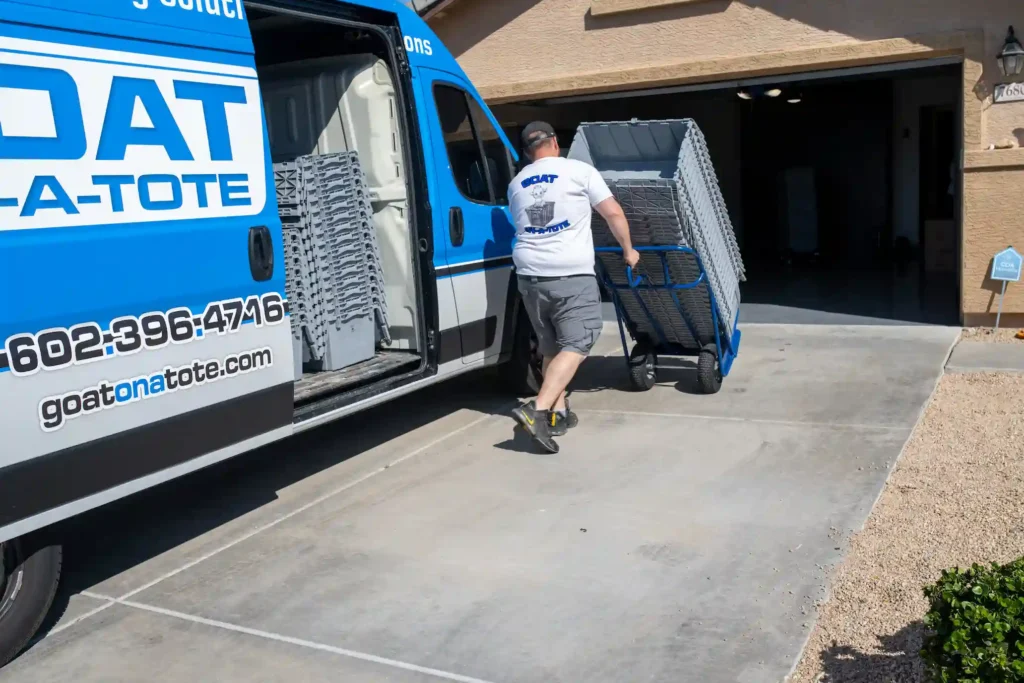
[526,183,555,227]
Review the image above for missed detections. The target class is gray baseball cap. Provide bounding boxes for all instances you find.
[521,121,557,150]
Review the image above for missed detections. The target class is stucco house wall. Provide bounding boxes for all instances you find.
[428,0,1024,325]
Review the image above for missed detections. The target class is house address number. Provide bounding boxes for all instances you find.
[994,82,1024,103]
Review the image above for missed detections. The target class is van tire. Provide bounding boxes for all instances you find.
[0,535,62,668]
[500,306,543,397]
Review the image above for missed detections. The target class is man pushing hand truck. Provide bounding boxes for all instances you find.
[507,121,640,453]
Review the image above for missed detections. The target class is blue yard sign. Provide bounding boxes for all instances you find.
[991,246,1023,282]
[990,246,1021,330]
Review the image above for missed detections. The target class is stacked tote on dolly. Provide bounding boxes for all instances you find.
[567,119,744,394]
[274,151,390,379]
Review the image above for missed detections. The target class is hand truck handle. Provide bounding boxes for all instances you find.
[625,265,644,288]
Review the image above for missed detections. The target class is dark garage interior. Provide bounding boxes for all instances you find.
[493,61,962,325]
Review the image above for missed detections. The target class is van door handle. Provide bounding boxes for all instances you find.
[449,207,464,247]
[248,226,274,282]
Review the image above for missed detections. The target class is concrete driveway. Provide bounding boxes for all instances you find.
[1,324,958,683]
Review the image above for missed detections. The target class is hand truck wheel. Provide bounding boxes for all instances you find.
[697,343,723,394]
[628,342,657,392]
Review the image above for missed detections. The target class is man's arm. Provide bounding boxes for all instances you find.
[595,197,640,268]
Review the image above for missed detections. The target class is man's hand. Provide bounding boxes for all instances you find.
[624,248,640,269]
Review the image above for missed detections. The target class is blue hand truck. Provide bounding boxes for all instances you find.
[594,245,742,394]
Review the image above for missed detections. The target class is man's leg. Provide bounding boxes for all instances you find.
[540,356,568,413]
[535,352,584,411]
[535,276,602,413]
[510,277,561,453]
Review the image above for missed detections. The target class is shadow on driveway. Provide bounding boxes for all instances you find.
[568,353,707,395]
[32,368,516,647]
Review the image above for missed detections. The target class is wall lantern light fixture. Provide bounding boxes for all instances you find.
[998,26,1024,77]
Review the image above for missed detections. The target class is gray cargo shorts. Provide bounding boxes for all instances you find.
[518,274,603,357]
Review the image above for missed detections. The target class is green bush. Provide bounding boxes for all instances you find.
[921,558,1024,682]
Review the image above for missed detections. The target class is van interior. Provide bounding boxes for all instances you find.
[246,4,429,413]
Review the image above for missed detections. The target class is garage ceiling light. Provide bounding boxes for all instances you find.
[787,96,802,104]
[738,85,783,100]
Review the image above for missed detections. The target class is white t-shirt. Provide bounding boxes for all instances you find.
[508,156,612,277]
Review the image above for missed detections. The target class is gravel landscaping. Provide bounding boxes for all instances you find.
[789,371,1024,683]
[960,327,1024,344]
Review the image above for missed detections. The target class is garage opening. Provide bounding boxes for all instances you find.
[493,61,962,325]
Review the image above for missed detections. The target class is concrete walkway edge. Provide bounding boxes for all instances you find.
[784,326,962,683]
[946,340,1024,373]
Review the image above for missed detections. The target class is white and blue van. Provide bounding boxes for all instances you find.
[0,0,539,662]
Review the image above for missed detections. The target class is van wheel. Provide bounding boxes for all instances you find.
[0,535,62,668]
[500,306,543,397]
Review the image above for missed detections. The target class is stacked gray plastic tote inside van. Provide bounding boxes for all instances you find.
[568,119,745,350]
[274,151,389,378]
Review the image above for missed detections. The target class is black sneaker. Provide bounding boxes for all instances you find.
[566,396,579,428]
[511,401,559,453]
[549,403,579,437]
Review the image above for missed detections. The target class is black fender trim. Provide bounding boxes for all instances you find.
[0,383,293,529]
